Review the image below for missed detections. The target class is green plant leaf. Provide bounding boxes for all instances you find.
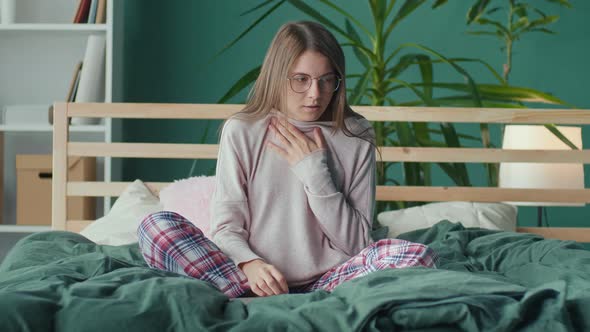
[406,82,571,106]
[545,0,572,8]
[545,124,580,149]
[424,57,505,83]
[320,0,372,37]
[486,6,502,15]
[385,0,428,40]
[345,19,371,68]
[439,122,471,186]
[286,0,354,44]
[388,78,436,106]
[479,122,498,186]
[239,0,278,16]
[415,54,433,99]
[511,17,530,33]
[369,0,387,24]
[467,0,491,24]
[395,122,424,187]
[349,68,373,105]
[401,43,483,107]
[467,30,504,37]
[387,53,428,79]
[475,18,510,36]
[217,66,261,103]
[425,129,485,144]
[398,98,523,109]
[213,0,286,59]
[413,122,432,185]
[433,0,448,9]
[436,162,465,186]
[527,15,559,30]
[513,4,527,18]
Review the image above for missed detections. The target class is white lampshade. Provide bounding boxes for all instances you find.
[498,125,584,206]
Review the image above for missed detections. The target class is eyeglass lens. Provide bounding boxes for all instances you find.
[289,74,340,93]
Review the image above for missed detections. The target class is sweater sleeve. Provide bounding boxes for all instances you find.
[290,141,375,256]
[209,120,262,266]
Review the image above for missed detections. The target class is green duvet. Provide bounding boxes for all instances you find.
[1,221,589,331]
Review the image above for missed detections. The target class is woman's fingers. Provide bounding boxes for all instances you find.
[250,284,267,297]
[264,277,284,295]
[267,136,289,156]
[256,270,286,296]
[269,268,289,293]
[267,118,326,165]
[256,281,274,296]
[283,121,312,146]
[270,124,292,147]
[274,120,298,144]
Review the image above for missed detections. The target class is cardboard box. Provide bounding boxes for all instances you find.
[16,155,96,226]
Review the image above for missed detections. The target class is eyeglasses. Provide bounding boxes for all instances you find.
[287,73,341,93]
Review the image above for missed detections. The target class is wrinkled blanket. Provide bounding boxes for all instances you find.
[1,220,589,331]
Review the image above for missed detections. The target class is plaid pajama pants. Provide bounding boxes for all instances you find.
[138,211,439,298]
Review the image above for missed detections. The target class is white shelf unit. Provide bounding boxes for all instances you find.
[0,23,107,31]
[0,0,122,233]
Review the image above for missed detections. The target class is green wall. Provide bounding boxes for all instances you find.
[119,1,590,226]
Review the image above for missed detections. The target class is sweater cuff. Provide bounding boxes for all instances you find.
[222,241,262,267]
[290,150,337,196]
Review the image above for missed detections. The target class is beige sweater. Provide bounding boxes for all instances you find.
[210,112,375,286]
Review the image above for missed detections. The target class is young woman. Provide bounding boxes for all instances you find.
[138,21,438,298]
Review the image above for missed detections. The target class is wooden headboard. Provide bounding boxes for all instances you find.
[51,102,590,242]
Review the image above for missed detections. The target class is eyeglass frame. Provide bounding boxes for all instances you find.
[286,73,342,94]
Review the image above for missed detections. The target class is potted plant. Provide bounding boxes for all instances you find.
[213,0,575,216]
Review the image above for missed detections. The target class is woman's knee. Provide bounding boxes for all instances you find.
[368,239,438,266]
[138,211,203,244]
[140,211,187,229]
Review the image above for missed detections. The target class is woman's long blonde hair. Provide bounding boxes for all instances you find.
[234,21,372,141]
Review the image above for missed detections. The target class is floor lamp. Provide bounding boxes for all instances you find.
[498,125,584,227]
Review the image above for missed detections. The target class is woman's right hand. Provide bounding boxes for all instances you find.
[239,259,289,297]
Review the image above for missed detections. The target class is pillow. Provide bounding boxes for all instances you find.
[377,201,517,238]
[158,175,216,238]
[80,179,163,245]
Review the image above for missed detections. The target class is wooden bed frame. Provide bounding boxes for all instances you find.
[51,102,590,242]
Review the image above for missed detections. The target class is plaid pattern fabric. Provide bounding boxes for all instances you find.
[295,238,439,293]
[137,211,250,298]
[138,212,438,298]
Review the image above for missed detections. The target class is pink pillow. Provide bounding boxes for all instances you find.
[159,175,216,238]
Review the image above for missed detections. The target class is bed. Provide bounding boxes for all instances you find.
[1,102,590,331]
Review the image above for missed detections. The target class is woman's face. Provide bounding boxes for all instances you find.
[284,50,337,122]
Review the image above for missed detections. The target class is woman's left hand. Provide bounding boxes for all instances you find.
[266,117,326,166]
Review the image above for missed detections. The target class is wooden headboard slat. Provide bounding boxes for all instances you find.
[375,186,590,203]
[353,106,590,124]
[68,181,170,197]
[68,142,219,159]
[52,103,69,231]
[378,147,590,163]
[64,102,590,124]
[517,227,590,243]
[66,181,590,205]
[67,102,241,119]
[67,142,590,163]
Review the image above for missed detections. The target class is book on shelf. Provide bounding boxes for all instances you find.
[95,0,107,24]
[87,0,98,24]
[72,34,105,125]
[73,0,91,23]
[73,0,106,24]
[49,61,83,125]
[67,61,83,102]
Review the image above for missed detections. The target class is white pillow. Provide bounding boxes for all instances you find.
[80,179,163,245]
[377,201,517,238]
